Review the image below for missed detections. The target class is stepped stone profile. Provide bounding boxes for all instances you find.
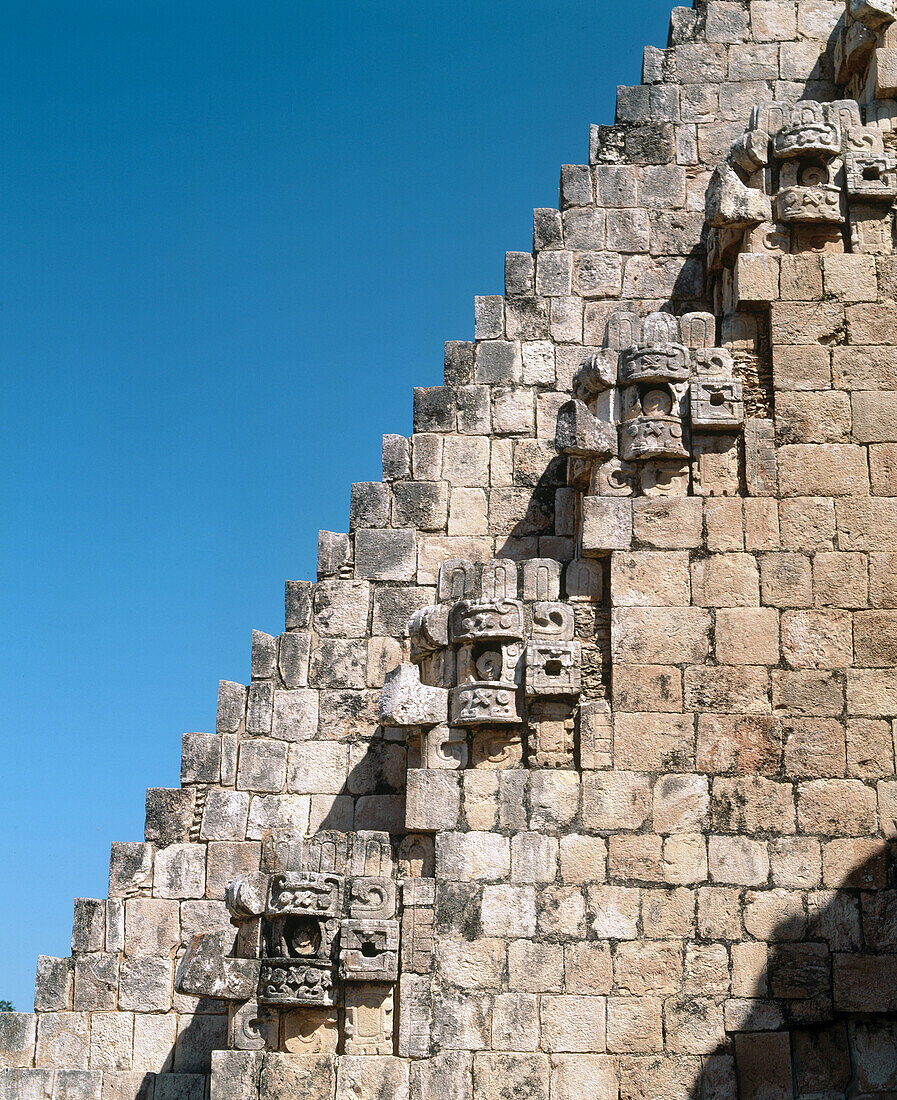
[12,0,897,1097]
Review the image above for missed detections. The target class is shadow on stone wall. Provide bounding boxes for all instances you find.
[688,846,897,1100]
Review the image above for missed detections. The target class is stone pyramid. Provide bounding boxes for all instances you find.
[6,1,897,1098]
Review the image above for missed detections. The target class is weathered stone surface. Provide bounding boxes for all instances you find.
[20,13,897,1100]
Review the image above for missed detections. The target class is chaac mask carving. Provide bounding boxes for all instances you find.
[175,830,417,1056]
[379,555,608,770]
[708,98,897,276]
[555,308,750,545]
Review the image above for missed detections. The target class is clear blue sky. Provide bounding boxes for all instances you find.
[0,0,675,1010]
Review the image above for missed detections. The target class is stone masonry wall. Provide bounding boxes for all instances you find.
[7,2,897,1099]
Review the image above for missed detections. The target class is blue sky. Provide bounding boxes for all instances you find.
[0,0,675,1009]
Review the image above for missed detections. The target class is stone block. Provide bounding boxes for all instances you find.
[582,772,650,832]
[258,1054,335,1100]
[608,834,663,881]
[610,551,690,606]
[34,956,73,1013]
[614,713,695,770]
[612,664,682,713]
[715,607,779,665]
[437,831,508,882]
[777,444,869,497]
[88,1014,133,1072]
[124,898,180,956]
[735,253,779,303]
[236,739,288,793]
[712,776,796,834]
[853,391,897,444]
[529,771,580,832]
[587,885,640,939]
[354,529,416,581]
[606,996,662,1053]
[145,788,195,846]
[0,1014,36,1069]
[782,718,846,778]
[612,607,711,664]
[406,770,460,832]
[665,997,725,1055]
[653,774,709,833]
[781,610,853,669]
[181,733,221,784]
[777,392,850,445]
[118,957,172,1012]
[540,995,606,1053]
[772,344,830,390]
[696,713,781,774]
[691,553,759,607]
[558,835,607,884]
[797,779,878,834]
[472,1054,548,1100]
[833,345,897,389]
[631,497,703,548]
[708,835,769,885]
[581,498,632,553]
[759,552,813,608]
[481,885,536,937]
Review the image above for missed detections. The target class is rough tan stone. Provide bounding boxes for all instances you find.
[759,552,813,607]
[772,343,830,390]
[847,669,897,716]
[704,497,744,552]
[563,942,612,995]
[769,836,821,889]
[473,1054,549,1100]
[611,607,711,664]
[582,773,650,832]
[613,714,695,771]
[690,553,760,607]
[782,718,846,777]
[855,610,897,666]
[712,776,795,834]
[708,835,769,885]
[684,665,770,714]
[549,1055,617,1100]
[822,838,888,889]
[631,498,703,549]
[587,886,640,940]
[715,607,779,665]
[772,669,844,716]
[846,718,894,778]
[870,552,897,607]
[796,779,878,835]
[813,552,868,608]
[559,834,607,884]
[776,392,851,444]
[612,665,683,713]
[540,995,606,1053]
[635,891,690,943]
[781,610,853,669]
[508,941,563,994]
[696,714,781,774]
[610,551,691,606]
[697,887,742,939]
[606,996,663,1053]
[613,941,682,996]
[777,444,869,497]
[608,834,663,882]
[778,496,836,549]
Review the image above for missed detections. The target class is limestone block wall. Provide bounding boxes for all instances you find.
[6,1,897,1099]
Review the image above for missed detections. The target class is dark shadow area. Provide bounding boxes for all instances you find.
[688,845,897,1100]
